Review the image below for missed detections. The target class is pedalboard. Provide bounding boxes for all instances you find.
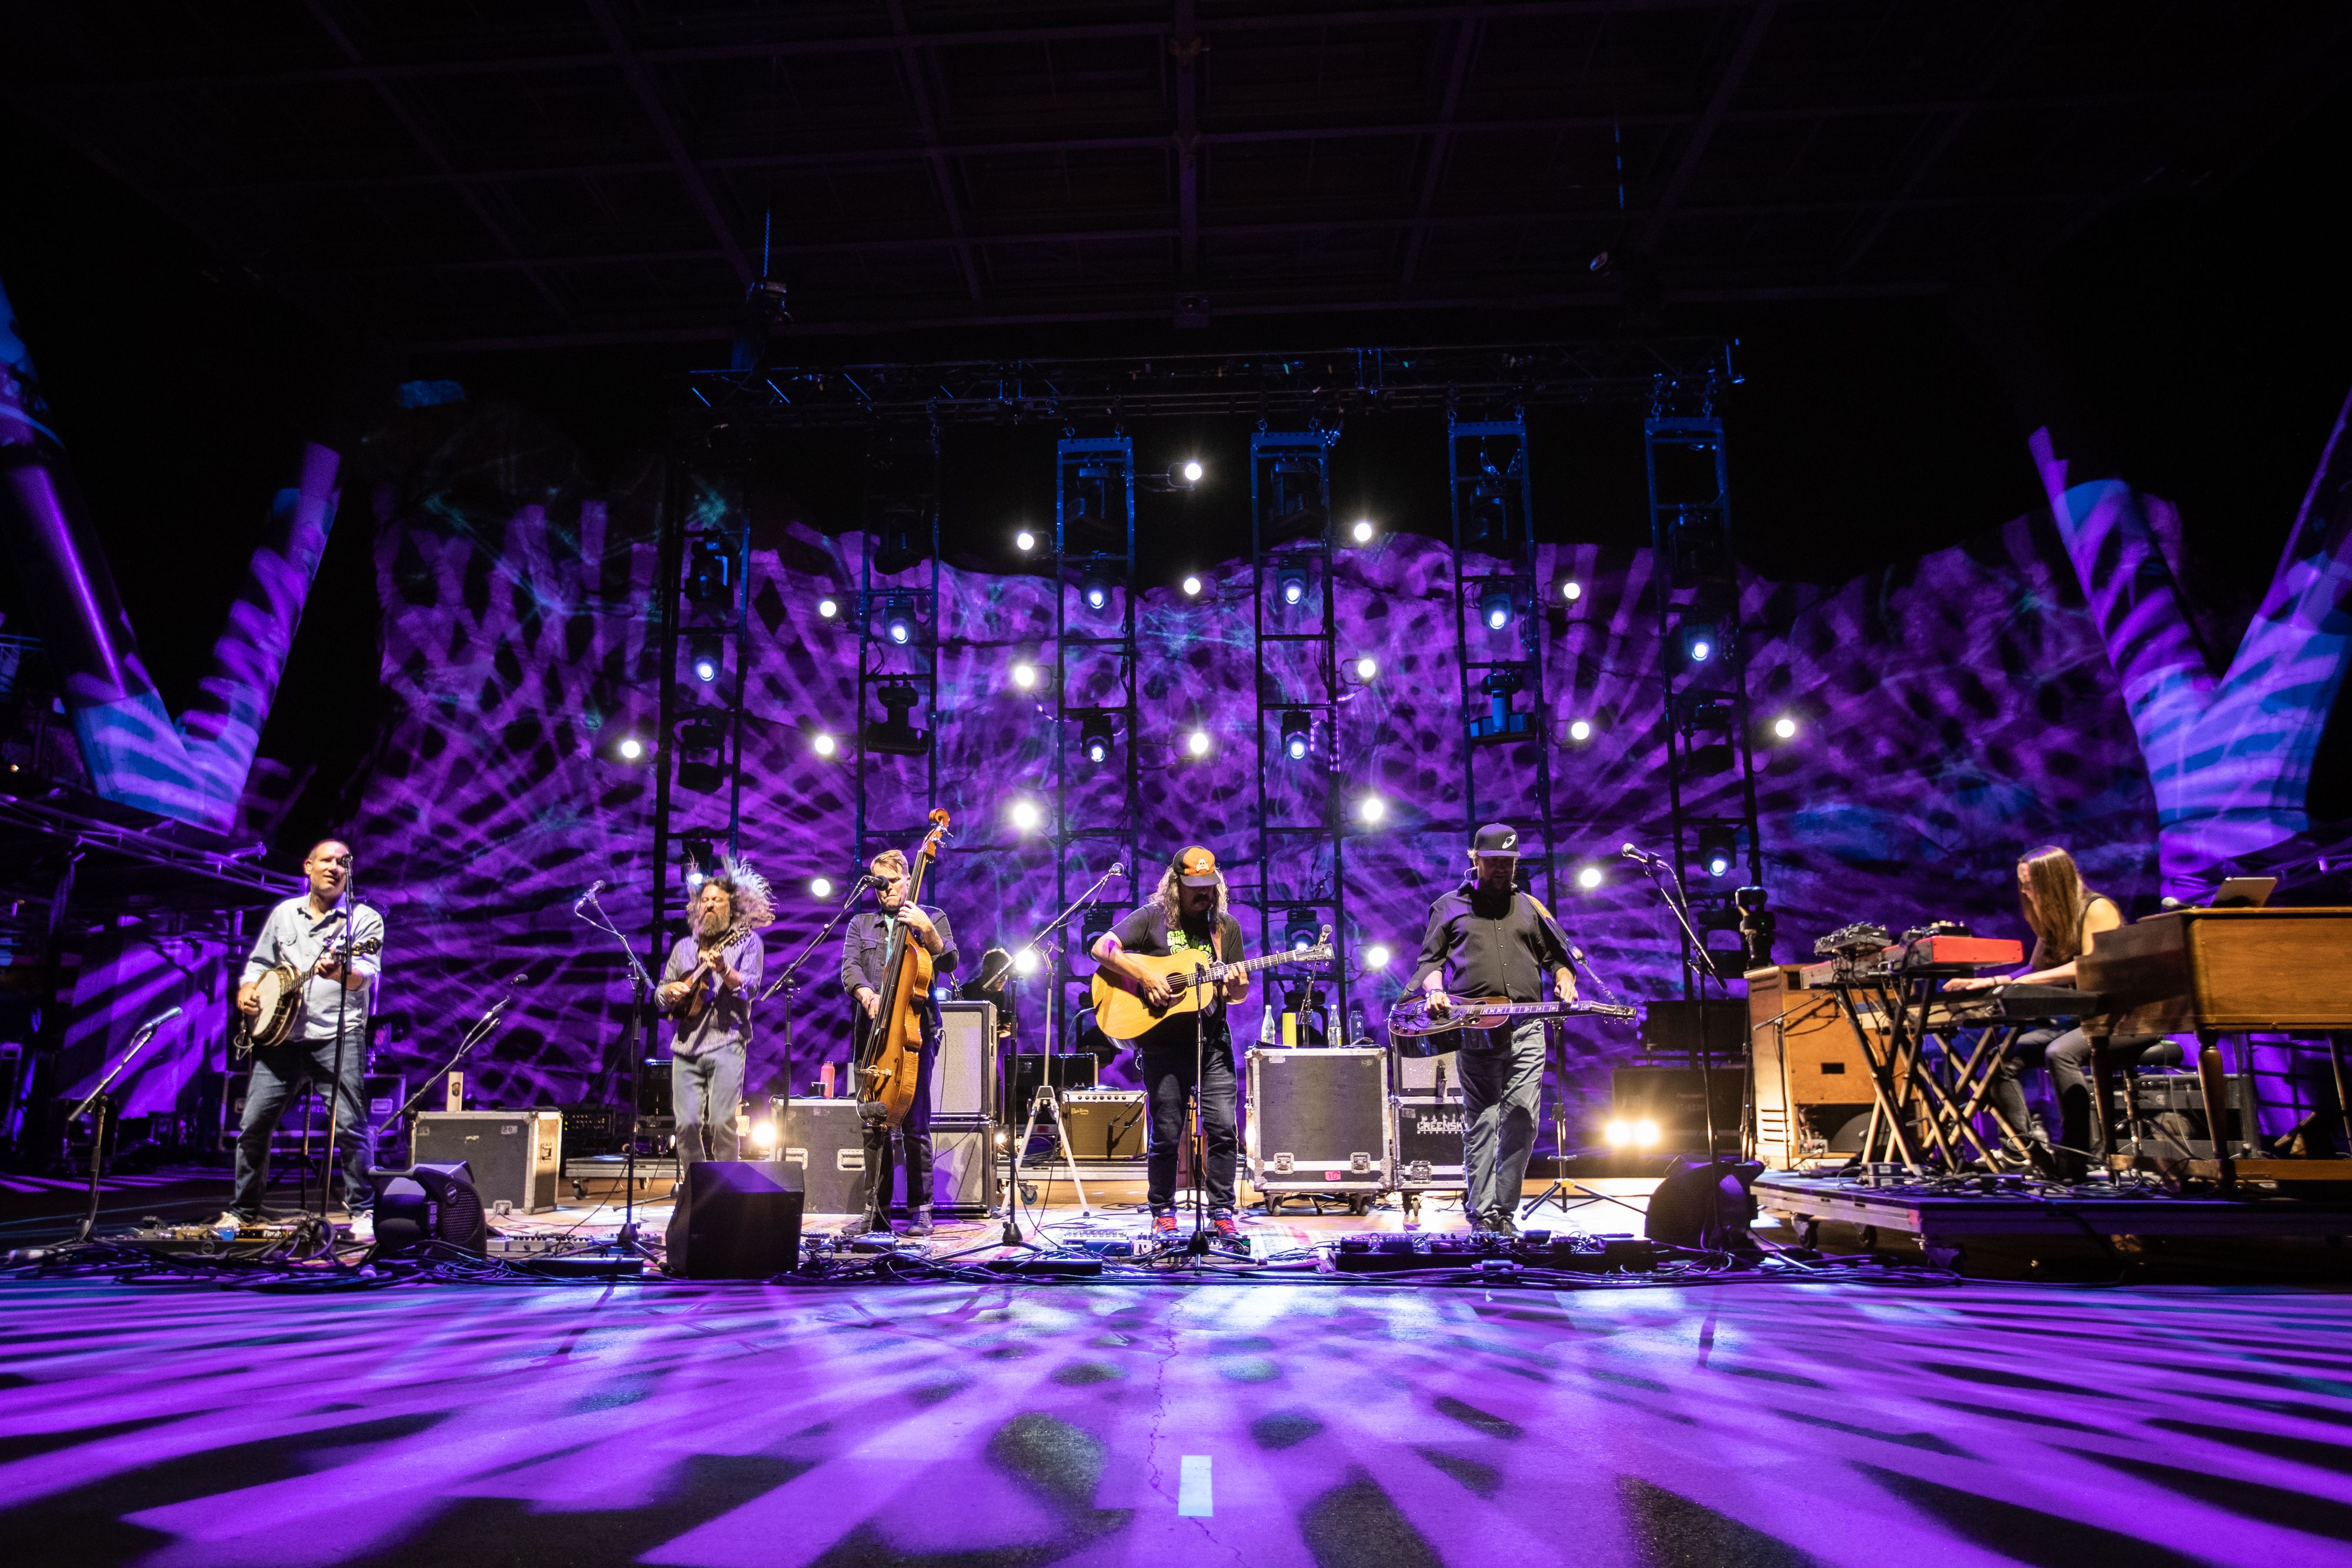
[1332,1230,1656,1274]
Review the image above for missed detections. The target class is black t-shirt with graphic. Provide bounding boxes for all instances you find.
[1108,903,1246,1052]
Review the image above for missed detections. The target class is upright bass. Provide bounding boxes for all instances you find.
[855,809,950,1128]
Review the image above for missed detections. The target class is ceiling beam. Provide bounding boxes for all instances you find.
[1399,6,1482,290]
[886,0,983,301]
[1172,0,1202,280]
[1634,0,1781,255]
[583,0,752,289]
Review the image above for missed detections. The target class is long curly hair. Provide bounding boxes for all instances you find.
[703,854,776,931]
[1153,856,1228,930]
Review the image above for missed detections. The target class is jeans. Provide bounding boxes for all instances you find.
[1994,1026,2179,1174]
[1140,1026,1237,1213]
[1461,1022,1547,1222]
[858,1039,935,1218]
[671,1043,744,1165]
[232,1035,377,1218]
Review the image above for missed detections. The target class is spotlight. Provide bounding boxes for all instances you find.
[1605,1119,1631,1146]
[1015,529,1036,551]
[1680,621,1718,664]
[1698,825,1739,880]
[817,596,840,620]
[1773,715,1799,740]
[1182,574,1204,597]
[750,1120,778,1151]
[689,634,722,684]
[1479,585,1514,631]
[1635,1119,1660,1148]
[1012,947,1040,976]
[810,877,834,898]
[863,680,930,756]
[1364,943,1392,969]
[1284,913,1320,952]
[1181,459,1204,486]
[813,731,837,757]
[1081,712,1114,765]
[1355,656,1378,682]
[1351,519,1375,543]
[1358,797,1386,824]
[1010,798,1043,832]
[1561,580,1583,602]
[887,613,914,646]
[1576,865,1603,890]
[1186,728,1212,758]
[1281,710,1312,763]
[617,737,645,761]
[1011,661,1038,691]
[1277,565,1308,607]
[1081,571,1113,612]
[683,537,732,602]
[1568,719,1593,743]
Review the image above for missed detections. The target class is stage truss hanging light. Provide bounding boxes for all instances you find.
[1080,712,1114,764]
[1479,584,1514,631]
[863,680,930,755]
[1281,710,1312,762]
[689,633,723,684]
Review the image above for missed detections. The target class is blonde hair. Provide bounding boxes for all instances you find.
[2018,845,2097,963]
[870,849,909,879]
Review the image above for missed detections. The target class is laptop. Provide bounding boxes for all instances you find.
[2210,877,2277,910]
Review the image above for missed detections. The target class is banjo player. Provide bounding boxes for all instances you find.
[213,838,385,1241]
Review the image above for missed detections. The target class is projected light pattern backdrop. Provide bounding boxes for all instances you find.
[349,407,2156,1129]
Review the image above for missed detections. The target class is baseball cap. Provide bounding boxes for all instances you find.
[1471,823,1521,857]
[1175,846,1221,886]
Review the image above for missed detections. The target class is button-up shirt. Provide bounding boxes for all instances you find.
[1410,882,1571,1004]
[243,895,383,1046]
[840,905,958,999]
[661,930,765,1058]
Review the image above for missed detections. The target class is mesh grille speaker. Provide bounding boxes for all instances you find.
[664,1159,806,1279]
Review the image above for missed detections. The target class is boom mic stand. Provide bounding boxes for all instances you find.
[575,886,661,1254]
[68,1005,182,1244]
[759,873,874,1097]
[1002,862,1124,1245]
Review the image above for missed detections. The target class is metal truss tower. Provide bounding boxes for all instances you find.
[852,429,944,866]
[1250,428,1346,1042]
[1448,415,1557,907]
[1051,435,1141,1045]
[1644,382,1765,991]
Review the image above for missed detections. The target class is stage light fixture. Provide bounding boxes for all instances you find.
[1181,459,1204,485]
[1576,865,1604,890]
[810,877,834,898]
[1364,943,1392,969]
[1698,825,1740,880]
[1281,710,1312,763]
[617,737,645,761]
[1009,798,1043,832]
[1561,579,1583,602]
[1015,529,1036,551]
[1358,796,1386,824]
[683,538,732,602]
[1012,947,1040,976]
[1635,1119,1659,1147]
[749,1120,778,1152]
[863,680,930,756]
[817,596,840,620]
[882,599,916,646]
[1352,519,1375,543]
[1082,904,1118,944]
[1284,912,1320,952]
[1186,728,1212,758]
[1479,585,1514,631]
[1568,718,1593,743]
[1277,565,1309,607]
[1182,574,1204,597]
[813,731,837,757]
[1355,656,1378,682]
[1081,570,1113,612]
[1680,621,1719,664]
[1011,661,1038,691]
[689,634,723,684]
[676,718,727,793]
[1773,715,1799,740]
[1081,713,1114,764]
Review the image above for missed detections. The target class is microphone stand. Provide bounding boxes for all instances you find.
[69,1007,180,1244]
[1629,852,1735,1253]
[315,891,364,1260]
[1003,862,1124,1245]
[759,873,873,1098]
[575,888,660,1253]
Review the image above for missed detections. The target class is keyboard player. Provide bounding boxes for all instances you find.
[1946,845,2178,1176]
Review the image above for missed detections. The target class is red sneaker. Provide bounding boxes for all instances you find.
[1210,1210,1242,1243]
[1151,1212,1180,1241]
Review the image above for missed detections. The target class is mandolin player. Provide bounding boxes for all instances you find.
[215,838,384,1239]
[656,867,769,1170]
[838,848,958,1237]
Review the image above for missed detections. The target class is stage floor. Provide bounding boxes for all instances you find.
[8,1186,2352,1566]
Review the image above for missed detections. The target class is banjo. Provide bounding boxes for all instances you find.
[235,932,382,1055]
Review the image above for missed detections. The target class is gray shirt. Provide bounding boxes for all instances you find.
[660,930,765,1058]
[243,895,383,1046]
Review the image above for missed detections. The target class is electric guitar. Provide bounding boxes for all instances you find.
[1387,994,1636,1038]
[1090,928,1334,1041]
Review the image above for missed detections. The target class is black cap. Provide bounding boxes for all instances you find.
[1472,823,1521,857]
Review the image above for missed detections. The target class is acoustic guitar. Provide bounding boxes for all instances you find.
[1090,928,1334,1041]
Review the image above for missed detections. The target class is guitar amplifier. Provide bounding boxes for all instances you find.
[1006,1052,1097,1114]
[2118,1071,2256,1160]
[1394,1051,1464,1096]
[934,1001,997,1117]
[771,1097,868,1214]
[1393,1096,1469,1191]
[410,1110,562,1214]
[1061,1090,1146,1159]
[1245,1048,1389,1195]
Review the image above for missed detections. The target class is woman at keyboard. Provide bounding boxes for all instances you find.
[1946,845,2179,1178]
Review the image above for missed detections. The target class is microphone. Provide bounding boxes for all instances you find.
[1108,861,1124,878]
[133,1005,183,1035]
[574,879,604,910]
[1619,843,1661,865]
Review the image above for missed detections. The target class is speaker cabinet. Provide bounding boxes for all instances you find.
[411,1110,562,1213]
[1245,1047,1390,1193]
[664,1160,804,1279]
[933,1001,997,1117]
[772,1098,869,1214]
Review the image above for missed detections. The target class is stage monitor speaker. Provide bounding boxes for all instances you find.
[934,1001,997,1118]
[1643,1155,1762,1250]
[664,1159,805,1279]
[412,1109,562,1213]
[369,1160,488,1255]
[773,1097,869,1214]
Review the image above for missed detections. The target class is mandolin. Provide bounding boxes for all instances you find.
[673,921,754,1024]
[855,809,950,1128]
[1090,930,1334,1042]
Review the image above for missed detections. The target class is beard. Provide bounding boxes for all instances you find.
[694,901,733,938]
